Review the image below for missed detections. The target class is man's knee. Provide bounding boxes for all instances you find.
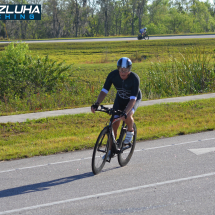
[127,110,134,118]
[125,113,134,124]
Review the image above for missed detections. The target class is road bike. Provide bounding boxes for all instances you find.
[137,33,149,40]
[91,105,137,175]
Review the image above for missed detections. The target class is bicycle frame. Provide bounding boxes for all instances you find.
[97,106,126,155]
[109,118,126,154]
[107,114,135,163]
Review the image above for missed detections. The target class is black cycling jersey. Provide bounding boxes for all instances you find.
[102,69,142,103]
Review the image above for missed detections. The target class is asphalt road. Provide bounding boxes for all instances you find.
[0,130,215,215]
[1,34,215,44]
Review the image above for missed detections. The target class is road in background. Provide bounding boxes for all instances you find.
[0,34,215,44]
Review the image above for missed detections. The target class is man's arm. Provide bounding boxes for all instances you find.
[124,99,136,114]
[91,91,107,113]
[96,91,107,105]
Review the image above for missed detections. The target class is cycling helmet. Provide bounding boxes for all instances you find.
[117,57,132,69]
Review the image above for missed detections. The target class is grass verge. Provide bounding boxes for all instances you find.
[1,98,215,161]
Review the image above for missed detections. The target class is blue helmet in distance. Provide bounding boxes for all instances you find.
[117,57,132,70]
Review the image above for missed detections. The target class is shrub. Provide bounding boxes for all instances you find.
[0,42,72,100]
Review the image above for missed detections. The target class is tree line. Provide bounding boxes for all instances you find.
[0,0,215,39]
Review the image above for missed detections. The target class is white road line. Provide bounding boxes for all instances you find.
[0,157,92,173]
[1,137,215,174]
[188,147,215,155]
[0,171,215,215]
[134,138,215,152]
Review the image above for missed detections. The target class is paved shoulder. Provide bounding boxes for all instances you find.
[1,93,215,123]
[139,93,215,106]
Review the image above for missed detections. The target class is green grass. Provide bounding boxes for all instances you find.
[1,49,214,115]
[0,38,215,115]
[1,98,215,161]
[28,38,215,65]
[1,38,215,64]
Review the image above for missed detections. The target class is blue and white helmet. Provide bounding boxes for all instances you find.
[117,57,132,69]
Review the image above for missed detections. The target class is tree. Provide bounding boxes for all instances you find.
[136,0,147,29]
[131,0,137,35]
[189,0,215,32]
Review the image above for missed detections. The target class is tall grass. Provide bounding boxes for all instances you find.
[0,74,116,114]
[144,47,215,99]
[1,42,215,115]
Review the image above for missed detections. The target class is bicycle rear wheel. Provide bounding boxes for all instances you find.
[137,35,142,40]
[118,123,137,167]
[92,127,110,175]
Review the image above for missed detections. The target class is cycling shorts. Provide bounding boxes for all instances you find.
[113,95,141,118]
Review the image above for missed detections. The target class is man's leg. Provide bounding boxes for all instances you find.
[112,120,121,139]
[112,109,135,137]
[123,110,135,144]
[112,110,134,137]
[124,110,134,131]
[109,111,134,152]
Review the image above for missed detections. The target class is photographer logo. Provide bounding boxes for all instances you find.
[0,5,41,20]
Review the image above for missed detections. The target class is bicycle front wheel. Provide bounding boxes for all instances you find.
[92,127,110,175]
[118,123,137,167]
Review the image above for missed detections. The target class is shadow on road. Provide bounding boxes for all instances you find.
[0,172,94,198]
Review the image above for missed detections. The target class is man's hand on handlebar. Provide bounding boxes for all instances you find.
[91,102,99,113]
[120,111,127,120]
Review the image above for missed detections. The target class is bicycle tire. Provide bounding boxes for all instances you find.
[145,36,149,40]
[117,123,137,167]
[92,127,110,175]
[137,35,142,40]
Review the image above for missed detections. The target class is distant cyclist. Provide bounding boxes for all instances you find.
[91,57,142,160]
[139,27,147,36]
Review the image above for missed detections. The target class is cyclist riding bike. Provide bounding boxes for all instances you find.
[91,57,142,160]
[139,27,147,36]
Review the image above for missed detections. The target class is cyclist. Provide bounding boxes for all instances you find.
[139,27,147,36]
[91,57,142,160]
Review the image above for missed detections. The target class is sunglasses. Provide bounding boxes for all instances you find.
[119,68,130,73]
